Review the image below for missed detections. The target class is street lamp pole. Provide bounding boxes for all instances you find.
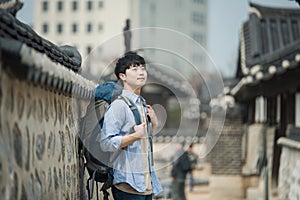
[123,19,132,53]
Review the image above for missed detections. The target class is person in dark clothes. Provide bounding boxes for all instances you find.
[170,142,192,200]
[187,143,199,192]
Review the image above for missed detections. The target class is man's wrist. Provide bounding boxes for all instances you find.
[152,123,159,133]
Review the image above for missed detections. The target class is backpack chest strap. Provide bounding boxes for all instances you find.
[117,95,142,125]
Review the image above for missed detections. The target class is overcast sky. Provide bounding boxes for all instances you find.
[17,0,299,78]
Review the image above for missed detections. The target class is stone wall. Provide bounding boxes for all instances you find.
[278,137,300,200]
[210,106,243,175]
[0,44,95,199]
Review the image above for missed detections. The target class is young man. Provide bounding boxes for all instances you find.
[100,52,163,200]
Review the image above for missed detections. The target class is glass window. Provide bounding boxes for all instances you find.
[87,0,93,11]
[150,3,156,12]
[72,23,78,33]
[192,53,204,64]
[42,1,48,11]
[87,23,92,32]
[194,0,204,4]
[72,1,78,11]
[99,1,104,8]
[57,23,63,34]
[57,1,63,12]
[42,23,49,33]
[192,33,204,44]
[192,12,205,25]
[98,23,103,31]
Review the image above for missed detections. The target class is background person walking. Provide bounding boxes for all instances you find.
[170,142,192,200]
[187,143,199,192]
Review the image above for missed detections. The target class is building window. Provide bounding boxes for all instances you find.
[57,1,63,12]
[87,23,92,33]
[72,1,78,11]
[193,0,204,4]
[57,23,63,34]
[72,23,78,33]
[99,1,104,8]
[98,23,103,31]
[192,53,204,64]
[295,93,300,127]
[42,23,49,34]
[42,1,48,12]
[150,3,156,12]
[87,0,93,11]
[192,12,205,25]
[192,33,204,44]
[255,96,267,123]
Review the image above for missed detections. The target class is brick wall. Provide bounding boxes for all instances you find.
[210,106,243,175]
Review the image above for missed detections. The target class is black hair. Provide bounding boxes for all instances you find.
[114,52,146,79]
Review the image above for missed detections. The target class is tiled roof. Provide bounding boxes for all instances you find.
[239,3,300,76]
[231,3,300,99]
[0,9,82,73]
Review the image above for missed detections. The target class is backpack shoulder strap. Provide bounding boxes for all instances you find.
[117,95,141,125]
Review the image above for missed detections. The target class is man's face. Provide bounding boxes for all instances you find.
[123,64,147,90]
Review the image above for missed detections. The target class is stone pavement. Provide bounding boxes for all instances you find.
[186,163,246,200]
[100,162,246,200]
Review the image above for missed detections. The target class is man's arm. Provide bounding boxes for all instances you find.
[119,123,145,148]
[101,100,146,151]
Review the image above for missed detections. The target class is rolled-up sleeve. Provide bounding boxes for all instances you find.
[100,100,127,152]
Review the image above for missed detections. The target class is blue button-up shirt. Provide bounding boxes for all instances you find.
[100,90,163,196]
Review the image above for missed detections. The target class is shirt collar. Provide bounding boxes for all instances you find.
[122,90,146,106]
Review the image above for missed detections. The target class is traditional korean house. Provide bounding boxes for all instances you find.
[229,2,300,199]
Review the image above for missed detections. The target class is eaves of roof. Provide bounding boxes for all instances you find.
[0,37,95,99]
[232,3,300,100]
[231,52,300,100]
[0,9,82,73]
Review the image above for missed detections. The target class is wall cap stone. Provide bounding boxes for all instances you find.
[277,137,300,150]
[1,39,97,99]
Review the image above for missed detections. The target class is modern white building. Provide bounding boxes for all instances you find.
[34,0,129,59]
[34,0,208,78]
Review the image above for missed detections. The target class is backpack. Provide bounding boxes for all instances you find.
[78,81,141,200]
